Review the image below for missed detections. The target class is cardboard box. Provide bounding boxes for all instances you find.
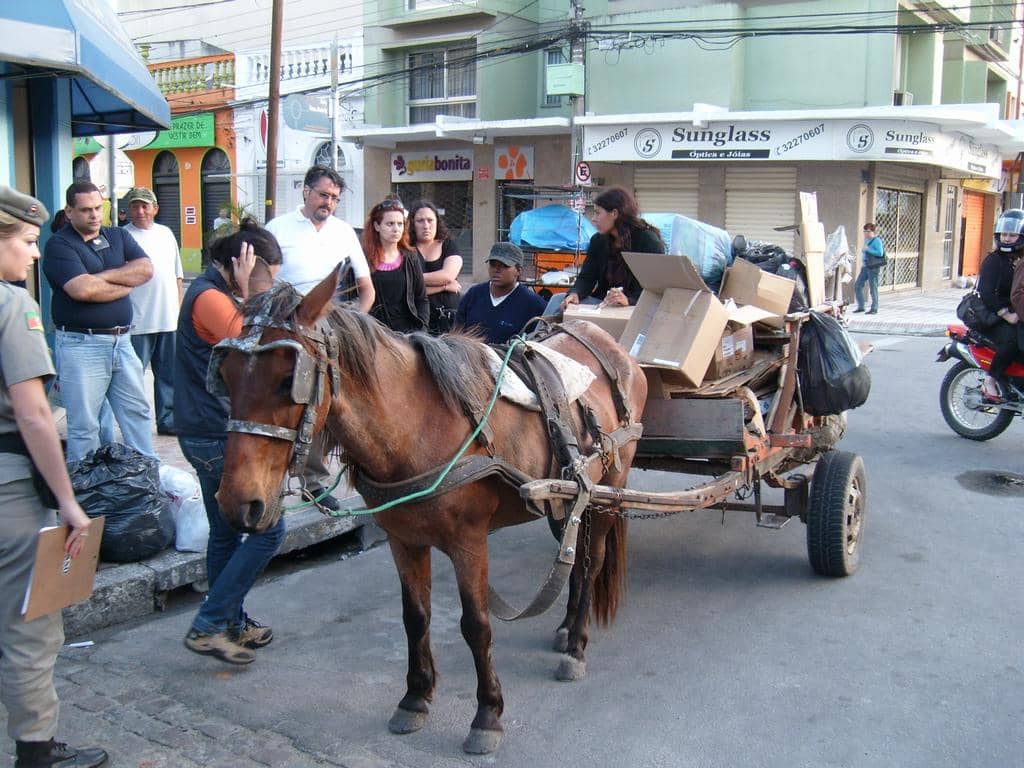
[620,251,730,388]
[706,322,754,380]
[563,304,634,340]
[719,257,795,328]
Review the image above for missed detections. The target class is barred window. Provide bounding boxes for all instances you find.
[544,49,565,107]
[408,45,476,124]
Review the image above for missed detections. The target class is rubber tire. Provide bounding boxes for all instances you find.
[939,361,1014,441]
[806,451,865,578]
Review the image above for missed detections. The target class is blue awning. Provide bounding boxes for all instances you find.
[0,0,170,136]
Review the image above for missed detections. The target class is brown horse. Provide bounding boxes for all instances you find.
[213,266,646,754]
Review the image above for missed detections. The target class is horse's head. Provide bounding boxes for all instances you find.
[214,265,342,532]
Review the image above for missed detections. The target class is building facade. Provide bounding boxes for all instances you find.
[348,0,1024,288]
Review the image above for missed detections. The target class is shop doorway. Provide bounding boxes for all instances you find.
[152,151,181,244]
[960,190,987,277]
[875,187,922,290]
[200,148,231,235]
[392,181,473,268]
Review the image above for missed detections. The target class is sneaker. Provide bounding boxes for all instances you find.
[233,617,274,649]
[867,308,878,315]
[302,485,341,512]
[184,628,255,665]
[15,738,108,768]
[852,307,866,313]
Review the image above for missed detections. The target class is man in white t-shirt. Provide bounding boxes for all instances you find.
[265,166,374,510]
[124,186,184,436]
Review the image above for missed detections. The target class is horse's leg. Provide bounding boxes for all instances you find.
[554,566,581,653]
[387,539,436,735]
[448,542,504,755]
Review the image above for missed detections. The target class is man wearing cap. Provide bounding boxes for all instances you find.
[123,187,183,436]
[42,181,156,462]
[455,242,545,344]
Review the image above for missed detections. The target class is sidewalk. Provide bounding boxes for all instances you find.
[844,286,961,337]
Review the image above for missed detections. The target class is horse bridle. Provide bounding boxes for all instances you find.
[207,313,341,476]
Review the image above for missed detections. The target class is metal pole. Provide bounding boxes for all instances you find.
[107,135,117,226]
[264,0,284,222]
[568,0,586,187]
[330,35,339,172]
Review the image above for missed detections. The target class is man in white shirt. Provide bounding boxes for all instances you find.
[265,166,374,510]
[124,186,184,436]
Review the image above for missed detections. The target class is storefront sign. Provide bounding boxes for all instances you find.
[391,151,473,182]
[73,137,103,156]
[582,119,1002,178]
[145,113,216,150]
[495,145,534,180]
[283,93,331,134]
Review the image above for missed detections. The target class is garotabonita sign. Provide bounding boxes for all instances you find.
[391,150,474,182]
[582,119,1001,178]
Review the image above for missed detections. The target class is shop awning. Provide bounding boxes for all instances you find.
[0,1,170,136]
[340,116,572,148]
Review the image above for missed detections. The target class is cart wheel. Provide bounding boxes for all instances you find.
[806,451,865,577]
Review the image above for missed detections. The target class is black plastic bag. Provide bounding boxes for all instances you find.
[68,443,174,562]
[798,311,871,416]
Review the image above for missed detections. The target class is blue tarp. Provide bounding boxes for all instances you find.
[644,212,734,290]
[509,205,597,251]
[0,1,170,135]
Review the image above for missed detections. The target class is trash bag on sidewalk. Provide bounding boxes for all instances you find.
[69,443,174,562]
[797,310,871,416]
[158,465,209,553]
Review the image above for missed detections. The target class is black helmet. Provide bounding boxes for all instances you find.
[995,208,1024,254]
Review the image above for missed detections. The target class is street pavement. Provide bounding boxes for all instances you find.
[1,286,996,767]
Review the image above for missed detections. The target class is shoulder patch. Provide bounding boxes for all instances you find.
[24,311,43,331]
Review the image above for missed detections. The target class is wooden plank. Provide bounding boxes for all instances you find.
[640,398,745,440]
[635,436,746,459]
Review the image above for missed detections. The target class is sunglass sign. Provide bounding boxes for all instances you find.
[391,151,474,183]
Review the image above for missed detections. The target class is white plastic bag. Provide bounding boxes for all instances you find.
[158,465,209,553]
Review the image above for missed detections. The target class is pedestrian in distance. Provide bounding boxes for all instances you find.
[42,181,155,463]
[853,222,885,314]
[409,199,462,334]
[977,209,1024,402]
[0,186,108,768]
[123,186,183,436]
[547,186,665,315]
[363,198,429,333]
[177,220,285,666]
[265,165,373,512]
[455,242,546,344]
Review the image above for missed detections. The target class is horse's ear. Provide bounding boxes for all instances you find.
[297,263,341,326]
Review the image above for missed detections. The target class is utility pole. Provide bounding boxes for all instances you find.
[568,0,586,187]
[107,136,118,226]
[330,35,339,172]
[264,0,284,222]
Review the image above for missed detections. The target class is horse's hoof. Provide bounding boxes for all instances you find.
[554,655,586,682]
[552,628,569,653]
[388,707,428,734]
[463,727,503,754]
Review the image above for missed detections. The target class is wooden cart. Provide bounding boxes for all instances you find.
[522,306,867,577]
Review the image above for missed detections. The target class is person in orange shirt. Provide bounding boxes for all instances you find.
[174,220,284,665]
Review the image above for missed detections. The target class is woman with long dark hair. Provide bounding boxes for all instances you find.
[556,186,665,313]
[409,199,461,334]
[362,199,429,333]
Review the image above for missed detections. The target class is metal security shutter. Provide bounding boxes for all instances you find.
[724,167,798,254]
[152,151,181,244]
[635,165,700,218]
[961,190,986,277]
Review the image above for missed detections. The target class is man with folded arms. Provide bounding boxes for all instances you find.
[43,182,155,462]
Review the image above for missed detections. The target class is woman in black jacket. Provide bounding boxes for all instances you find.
[362,199,429,333]
[561,186,665,311]
[978,208,1024,400]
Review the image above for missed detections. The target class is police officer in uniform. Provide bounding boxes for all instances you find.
[0,186,108,768]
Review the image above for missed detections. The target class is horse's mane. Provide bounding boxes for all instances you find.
[243,283,495,417]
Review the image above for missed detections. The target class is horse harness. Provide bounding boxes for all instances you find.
[207,312,340,478]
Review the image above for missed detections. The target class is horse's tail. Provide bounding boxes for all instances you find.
[591,515,627,626]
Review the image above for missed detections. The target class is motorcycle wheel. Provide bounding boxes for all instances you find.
[939,361,1014,440]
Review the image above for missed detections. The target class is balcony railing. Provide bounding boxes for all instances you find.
[234,43,357,100]
[149,53,235,96]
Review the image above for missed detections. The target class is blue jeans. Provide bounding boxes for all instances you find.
[131,331,176,432]
[178,436,286,636]
[55,330,155,462]
[854,266,880,311]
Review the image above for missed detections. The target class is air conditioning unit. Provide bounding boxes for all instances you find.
[893,90,914,107]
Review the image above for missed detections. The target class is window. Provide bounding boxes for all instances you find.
[407,46,476,124]
[544,48,565,107]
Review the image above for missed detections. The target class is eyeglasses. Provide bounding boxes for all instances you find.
[307,187,340,204]
[379,199,404,211]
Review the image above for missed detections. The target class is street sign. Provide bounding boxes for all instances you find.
[575,160,592,186]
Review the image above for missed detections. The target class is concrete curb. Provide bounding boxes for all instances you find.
[63,502,369,638]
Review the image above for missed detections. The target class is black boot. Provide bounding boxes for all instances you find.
[15,739,108,768]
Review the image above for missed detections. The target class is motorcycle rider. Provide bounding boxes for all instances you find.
[978,208,1024,401]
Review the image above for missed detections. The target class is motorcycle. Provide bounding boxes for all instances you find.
[936,323,1024,440]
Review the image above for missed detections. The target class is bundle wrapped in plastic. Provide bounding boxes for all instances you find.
[643,213,733,290]
[509,205,596,251]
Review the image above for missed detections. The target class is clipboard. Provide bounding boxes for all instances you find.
[21,517,104,622]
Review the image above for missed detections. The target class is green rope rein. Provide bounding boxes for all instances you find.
[284,335,527,518]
